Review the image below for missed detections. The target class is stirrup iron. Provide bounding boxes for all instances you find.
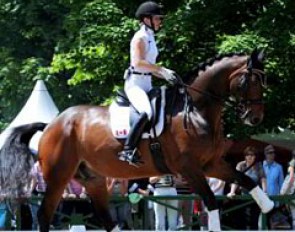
[118,148,143,166]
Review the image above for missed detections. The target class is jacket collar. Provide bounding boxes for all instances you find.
[140,24,154,36]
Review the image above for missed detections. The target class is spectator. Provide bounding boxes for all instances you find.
[30,159,62,229]
[174,174,193,230]
[192,198,203,230]
[0,199,7,230]
[30,160,47,230]
[263,144,284,229]
[281,150,295,228]
[227,146,266,230]
[128,178,154,230]
[281,150,295,195]
[61,179,90,228]
[106,177,130,230]
[20,201,33,230]
[63,179,87,199]
[263,145,284,196]
[149,175,178,231]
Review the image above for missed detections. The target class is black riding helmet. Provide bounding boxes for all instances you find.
[135,1,164,19]
[135,1,164,31]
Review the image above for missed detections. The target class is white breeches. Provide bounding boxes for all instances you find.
[124,75,152,120]
[153,187,178,231]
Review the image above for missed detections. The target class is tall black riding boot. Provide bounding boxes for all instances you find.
[118,112,149,166]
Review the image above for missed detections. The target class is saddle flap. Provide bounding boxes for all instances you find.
[110,86,166,139]
[116,89,129,107]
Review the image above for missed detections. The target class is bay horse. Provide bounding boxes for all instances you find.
[0,49,274,232]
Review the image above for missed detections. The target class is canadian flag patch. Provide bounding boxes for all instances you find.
[115,129,128,136]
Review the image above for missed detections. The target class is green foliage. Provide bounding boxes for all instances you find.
[217,32,268,53]
[48,0,138,104]
[0,0,295,139]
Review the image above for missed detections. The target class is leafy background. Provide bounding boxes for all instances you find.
[0,0,294,138]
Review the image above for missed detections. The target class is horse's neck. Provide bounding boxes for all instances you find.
[191,56,247,97]
[190,56,248,104]
[202,100,224,139]
[189,78,226,130]
[188,58,245,136]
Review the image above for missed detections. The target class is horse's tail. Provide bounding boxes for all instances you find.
[0,122,47,199]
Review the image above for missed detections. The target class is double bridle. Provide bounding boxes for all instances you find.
[177,67,266,120]
[231,68,266,119]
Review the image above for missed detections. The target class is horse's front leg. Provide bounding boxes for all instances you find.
[207,159,274,214]
[242,174,274,213]
[232,170,274,213]
[181,167,221,232]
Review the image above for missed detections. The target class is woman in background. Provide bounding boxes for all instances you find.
[227,146,266,230]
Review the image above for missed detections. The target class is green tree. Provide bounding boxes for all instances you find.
[0,0,294,138]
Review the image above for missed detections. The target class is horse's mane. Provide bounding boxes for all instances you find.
[183,52,246,84]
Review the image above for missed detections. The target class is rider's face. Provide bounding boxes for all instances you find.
[144,15,163,31]
[151,15,164,31]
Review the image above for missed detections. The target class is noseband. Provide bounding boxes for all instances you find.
[227,67,265,120]
[235,68,266,104]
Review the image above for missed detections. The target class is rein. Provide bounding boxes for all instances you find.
[179,67,265,105]
[175,67,265,129]
[178,81,236,107]
[182,83,227,102]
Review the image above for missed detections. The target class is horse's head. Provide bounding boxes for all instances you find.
[229,49,266,126]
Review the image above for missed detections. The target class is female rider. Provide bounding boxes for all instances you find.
[118,1,178,166]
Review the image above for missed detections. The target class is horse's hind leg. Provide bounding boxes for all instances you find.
[37,137,80,232]
[38,184,68,232]
[81,175,118,232]
[181,167,221,232]
[207,159,274,213]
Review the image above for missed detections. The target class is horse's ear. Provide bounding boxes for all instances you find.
[247,58,253,70]
[249,47,264,69]
[250,47,258,60]
[257,49,265,62]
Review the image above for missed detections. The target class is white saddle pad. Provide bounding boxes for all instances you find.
[109,86,166,139]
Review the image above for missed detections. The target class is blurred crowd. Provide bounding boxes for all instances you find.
[0,144,295,231]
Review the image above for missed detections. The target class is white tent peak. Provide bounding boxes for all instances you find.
[33,79,48,91]
[0,80,59,150]
[9,80,59,127]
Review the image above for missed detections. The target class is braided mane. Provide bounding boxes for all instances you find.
[183,52,246,84]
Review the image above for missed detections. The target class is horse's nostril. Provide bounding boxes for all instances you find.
[251,117,261,125]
